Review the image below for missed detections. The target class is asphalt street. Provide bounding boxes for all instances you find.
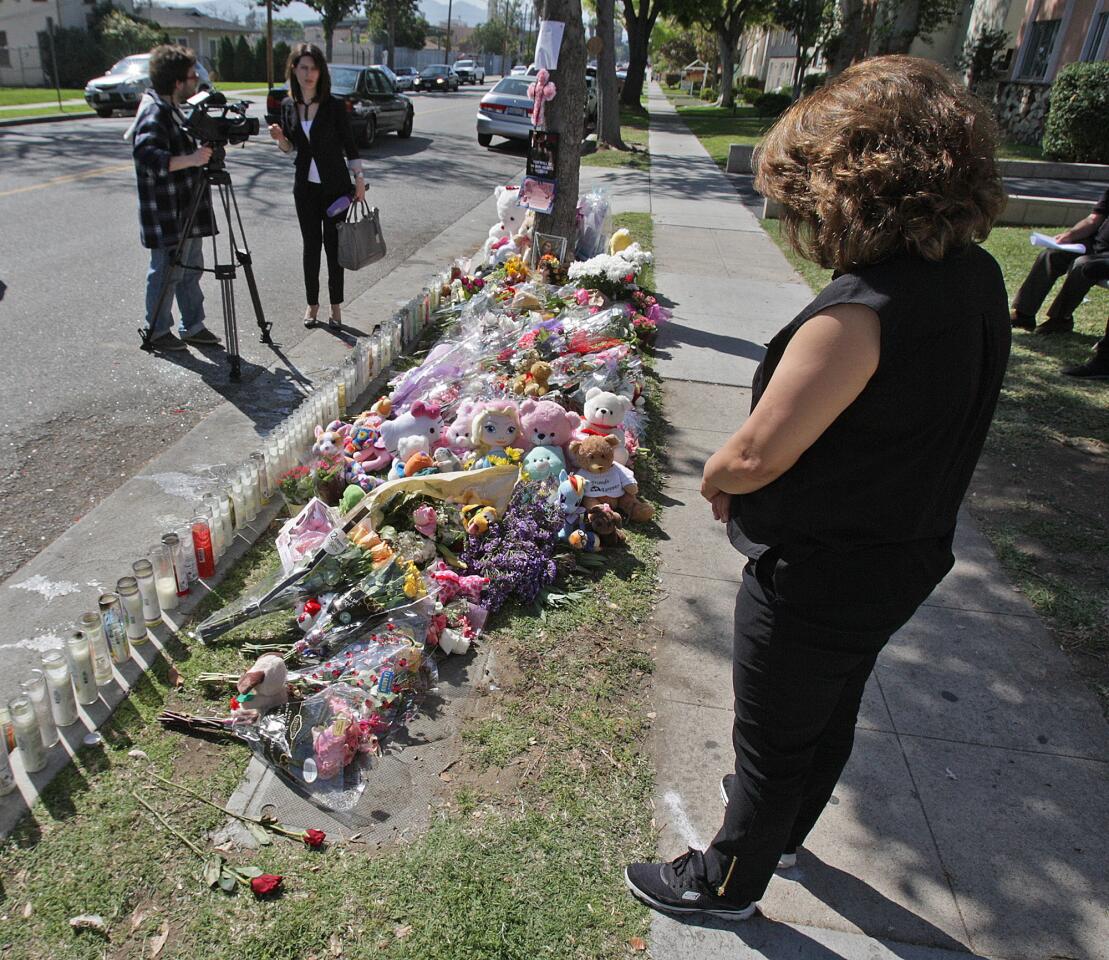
[0,84,525,581]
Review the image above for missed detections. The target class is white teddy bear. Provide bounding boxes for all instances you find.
[481,184,530,266]
[572,387,632,466]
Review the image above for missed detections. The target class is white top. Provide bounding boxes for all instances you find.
[300,117,321,184]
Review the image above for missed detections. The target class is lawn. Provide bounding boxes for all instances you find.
[762,218,1109,706]
[0,214,664,959]
[580,104,650,172]
[0,104,93,121]
[0,88,85,106]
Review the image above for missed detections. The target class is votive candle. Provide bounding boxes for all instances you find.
[41,651,79,728]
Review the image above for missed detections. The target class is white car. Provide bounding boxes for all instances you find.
[85,54,212,117]
[453,59,485,84]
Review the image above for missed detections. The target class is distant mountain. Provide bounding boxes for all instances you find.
[154,0,487,26]
[419,0,487,27]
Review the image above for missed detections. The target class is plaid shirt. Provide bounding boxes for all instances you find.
[132,92,216,249]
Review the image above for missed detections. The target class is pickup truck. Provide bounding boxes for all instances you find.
[452,59,486,84]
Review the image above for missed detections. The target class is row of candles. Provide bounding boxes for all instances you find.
[0,286,443,795]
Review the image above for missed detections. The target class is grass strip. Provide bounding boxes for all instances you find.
[0,89,85,107]
[0,105,94,122]
[581,104,650,172]
[0,217,663,959]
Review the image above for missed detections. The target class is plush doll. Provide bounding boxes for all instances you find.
[426,561,488,605]
[461,504,498,535]
[433,447,463,473]
[344,414,392,478]
[568,434,654,523]
[555,470,587,542]
[469,402,522,469]
[231,654,289,723]
[608,227,634,256]
[584,503,627,549]
[313,420,351,457]
[511,360,553,398]
[445,400,488,455]
[572,387,632,466]
[480,185,528,264]
[522,444,565,483]
[379,401,442,477]
[519,398,579,454]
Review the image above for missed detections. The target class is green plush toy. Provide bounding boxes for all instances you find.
[340,484,367,516]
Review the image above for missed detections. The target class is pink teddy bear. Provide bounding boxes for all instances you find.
[519,398,580,455]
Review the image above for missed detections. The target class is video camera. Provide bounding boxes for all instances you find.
[183,89,259,145]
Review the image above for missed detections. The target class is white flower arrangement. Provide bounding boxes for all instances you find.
[567,243,653,283]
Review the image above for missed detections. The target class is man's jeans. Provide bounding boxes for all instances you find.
[145,237,205,338]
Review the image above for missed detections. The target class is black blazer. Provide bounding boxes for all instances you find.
[280,95,359,206]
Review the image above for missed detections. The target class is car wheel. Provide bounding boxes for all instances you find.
[398,108,413,139]
[478,133,493,147]
[361,116,376,147]
[95,107,113,118]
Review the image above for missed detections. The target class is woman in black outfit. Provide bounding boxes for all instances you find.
[625,56,1010,919]
[268,43,365,329]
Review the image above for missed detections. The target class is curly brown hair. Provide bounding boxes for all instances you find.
[754,56,1005,271]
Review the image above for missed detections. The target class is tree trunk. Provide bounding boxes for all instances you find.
[621,0,656,109]
[387,4,397,68]
[873,0,919,54]
[826,0,870,74]
[536,0,586,251]
[718,29,736,110]
[324,26,334,61]
[597,0,626,148]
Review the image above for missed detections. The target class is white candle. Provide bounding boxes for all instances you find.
[132,559,162,626]
[66,631,99,705]
[41,651,79,727]
[21,672,58,748]
[0,729,15,795]
[117,577,148,643]
[79,613,114,686]
[9,696,46,774]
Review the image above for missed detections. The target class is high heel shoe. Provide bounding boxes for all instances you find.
[328,314,341,330]
[303,312,318,329]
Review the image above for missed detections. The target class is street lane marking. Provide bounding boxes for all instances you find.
[0,161,132,198]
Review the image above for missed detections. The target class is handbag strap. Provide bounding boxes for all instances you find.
[346,199,372,223]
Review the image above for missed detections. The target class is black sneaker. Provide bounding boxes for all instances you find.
[148,332,188,352]
[182,327,222,347]
[1010,310,1035,331]
[719,774,798,869]
[1034,315,1074,335]
[624,848,757,919]
[1063,352,1109,380]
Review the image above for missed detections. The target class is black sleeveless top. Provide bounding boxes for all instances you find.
[729,244,1010,598]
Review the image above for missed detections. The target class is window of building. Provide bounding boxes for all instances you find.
[1081,10,1108,60]
[0,32,9,69]
[210,38,219,61]
[1017,18,1061,80]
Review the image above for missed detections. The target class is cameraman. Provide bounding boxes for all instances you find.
[133,45,221,352]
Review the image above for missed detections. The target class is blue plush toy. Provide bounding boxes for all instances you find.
[556,470,587,542]
[523,444,565,483]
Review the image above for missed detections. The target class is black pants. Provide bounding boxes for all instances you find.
[702,547,945,906]
[294,184,344,307]
[1011,248,1109,322]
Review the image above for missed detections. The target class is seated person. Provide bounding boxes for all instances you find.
[1010,186,1109,338]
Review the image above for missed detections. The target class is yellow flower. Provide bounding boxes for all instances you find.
[403,562,426,599]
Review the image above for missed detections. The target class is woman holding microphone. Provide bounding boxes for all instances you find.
[268,43,365,329]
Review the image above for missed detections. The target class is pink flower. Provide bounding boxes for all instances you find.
[413,505,438,538]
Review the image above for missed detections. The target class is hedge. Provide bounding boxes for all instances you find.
[753,92,792,117]
[1042,61,1109,164]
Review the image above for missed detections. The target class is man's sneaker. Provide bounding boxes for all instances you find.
[624,848,757,919]
[1010,310,1035,331]
[1034,315,1074,335]
[719,774,798,870]
[1062,351,1109,380]
[182,327,222,347]
[148,332,188,352]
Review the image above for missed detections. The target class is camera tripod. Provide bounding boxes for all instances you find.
[140,143,272,379]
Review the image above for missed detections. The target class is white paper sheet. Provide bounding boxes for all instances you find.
[534,20,565,71]
[1030,232,1087,254]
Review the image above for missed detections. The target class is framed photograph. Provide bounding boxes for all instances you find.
[519,176,556,214]
[527,130,559,179]
[534,233,567,263]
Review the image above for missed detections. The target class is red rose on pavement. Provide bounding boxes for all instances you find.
[303,829,326,848]
[250,874,283,896]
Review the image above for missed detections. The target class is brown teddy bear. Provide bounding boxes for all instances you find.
[567,434,655,524]
[512,360,553,397]
[585,503,627,548]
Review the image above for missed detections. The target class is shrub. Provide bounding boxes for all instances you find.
[700,84,717,102]
[1042,61,1109,164]
[753,91,792,117]
[663,71,680,86]
[738,74,763,91]
[739,84,763,104]
[39,27,107,87]
[801,72,827,95]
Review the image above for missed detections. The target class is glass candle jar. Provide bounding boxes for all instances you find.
[66,630,100,705]
[0,703,14,752]
[21,672,58,748]
[161,533,189,596]
[98,593,131,665]
[131,559,162,626]
[79,612,114,686]
[9,696,46,774]
[229,476,246,531]
[0,725,15,796]
[176,524,199,585]
[42,651,79,728]
[116,576,148,643]
[150,544,179,611]
[191,515,216,579]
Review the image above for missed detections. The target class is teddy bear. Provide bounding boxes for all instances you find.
[522,444,565,483]
[584,503,627,549]
[511,360,553,398]
[378,401,442,478]
[568,434,654,524]
[571,387,632,466]
[519,398,579,455]
[231,654,289,723]
[480,185,529,265]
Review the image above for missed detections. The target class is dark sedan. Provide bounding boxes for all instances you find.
[265,65,413,146]
[413,64,460,92]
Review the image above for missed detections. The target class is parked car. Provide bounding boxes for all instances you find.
[265,65,413,146]
[85,54,211,118]
[452,59,485,84]
[393,66,418,91]
[412,64,460,92]
[509,64,529,76]
[476,74,596,146]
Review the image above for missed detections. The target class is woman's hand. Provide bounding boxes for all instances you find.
[268,122,284,142]
[353,177,366,203]
[701,477,731,523]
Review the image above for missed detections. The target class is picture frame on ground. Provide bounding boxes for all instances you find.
[535,233,567,263]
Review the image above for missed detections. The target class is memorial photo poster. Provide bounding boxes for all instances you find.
[519,176,557,214]
[535,233,568,262]
[527,130,559,179]
[534,20,565,70]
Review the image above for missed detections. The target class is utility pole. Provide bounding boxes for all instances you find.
[266,0,274,90]
[446,0,453,62]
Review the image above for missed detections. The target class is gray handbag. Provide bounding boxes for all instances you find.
[336,200,386,270]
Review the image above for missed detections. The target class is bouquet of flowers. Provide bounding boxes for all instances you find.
[567,244,653,300]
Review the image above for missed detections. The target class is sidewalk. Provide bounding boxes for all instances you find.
[643,81,1109,960]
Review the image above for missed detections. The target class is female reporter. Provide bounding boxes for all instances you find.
[268,43,365,330]
[625,56,1009,918]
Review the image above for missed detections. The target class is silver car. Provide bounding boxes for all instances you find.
[475,76,534,146]
[85,54,212,117]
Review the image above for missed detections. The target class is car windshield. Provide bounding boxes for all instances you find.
[108,56,148,76]
[455,60,473,67]
[492,78,531,97]
[330,66,361,94]
[398,67,416,75]
[420,66,447,76]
